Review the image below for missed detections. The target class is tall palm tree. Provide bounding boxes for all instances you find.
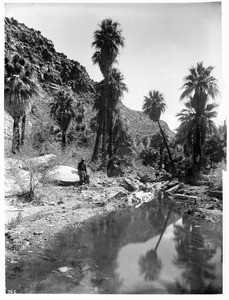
[150,132,166,170]
[4,54,37,153]
[92,18,125,167]
[180,62,219,169]
[107,69,128,159]
[92,81,104,161]
[143,90,176,174]
[177,97,218,166]
[92,68,128,161]
[50,89,76,149]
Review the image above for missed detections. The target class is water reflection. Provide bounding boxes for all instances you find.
[170,215,222,293]
[139,204,173,282]
[6,196,222,294]
[114,208,222,293]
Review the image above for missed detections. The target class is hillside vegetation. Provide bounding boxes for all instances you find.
[4,17,171,156]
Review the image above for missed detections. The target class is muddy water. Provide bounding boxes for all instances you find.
[6,196,222,294]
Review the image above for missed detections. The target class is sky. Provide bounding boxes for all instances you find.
[3,1,225,130]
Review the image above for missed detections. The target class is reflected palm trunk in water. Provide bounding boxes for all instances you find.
[139,204,174,281]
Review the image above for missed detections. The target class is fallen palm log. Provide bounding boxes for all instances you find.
[161,180,170,189]
[166,182,185,195]
[168,193,198,204]
[166,184,180,194]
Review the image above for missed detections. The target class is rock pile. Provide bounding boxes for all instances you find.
[5,17,95,94]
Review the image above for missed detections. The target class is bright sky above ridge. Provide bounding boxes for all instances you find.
[4,1,224,130]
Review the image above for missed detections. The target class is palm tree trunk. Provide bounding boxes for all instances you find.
[92,116,103,161]
[12,116,20,154]
[102,115,106,162]
[21,114,26,146]
[157,120,176,175]
[101,76,109,168]
[154,204,173,252]
[194,117,201,170]
[107,112,113,159]
[159,147,163,169]
[61,130,66,149]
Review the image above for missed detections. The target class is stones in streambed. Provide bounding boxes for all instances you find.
[58,266,73,273]
[127,191,156,207]
[45,165,80,186]
[137,172,156,184]
[91,270,105,284]
[122,177,141,191]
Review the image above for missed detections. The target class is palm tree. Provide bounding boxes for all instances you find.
[92,68,128,161]
[107,68,128,159]
[176,97,218,167]
[4,54,37,153]
[138,204,173,282]
[150,132,166,170]
[50,89,76,149]
[143,90,176,174]
[92,81,104,161]
[92,18,125,167]
[180,62,219,169]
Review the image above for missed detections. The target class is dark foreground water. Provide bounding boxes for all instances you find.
[6,196,222,294]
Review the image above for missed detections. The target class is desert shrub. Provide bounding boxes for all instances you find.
[142,136,150,148]
[139,148,159,167]
[113,116,136,166]
[203,134,226,168]
[30,120,55,153]
[208,161,225,190]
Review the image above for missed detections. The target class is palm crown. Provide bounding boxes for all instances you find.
[92,18,125,76]
[142,90,166,122]
[180,62,219,115]
[5,54,37,118]
[50,89,76,132]
[176,97,218,147]
[94,68,128,112]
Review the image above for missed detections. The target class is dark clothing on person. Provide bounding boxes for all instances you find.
[78,161,87,173]
[78,160,87,184]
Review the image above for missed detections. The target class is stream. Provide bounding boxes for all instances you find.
[6,195,222,294]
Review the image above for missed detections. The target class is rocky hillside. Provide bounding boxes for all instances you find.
[4,17,173,154]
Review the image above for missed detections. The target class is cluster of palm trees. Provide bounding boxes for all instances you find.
[142,62,220,176]
[49,88,77,149]
[4,53,38,153]
[5,18,221,179]
[142,90,176,174]
[177,62,220,173]
[91,18,128,167]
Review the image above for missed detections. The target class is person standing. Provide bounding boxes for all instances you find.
[78,157,87,185]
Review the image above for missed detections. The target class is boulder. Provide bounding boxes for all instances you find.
[122,177,139,192]
[45,165,80,186]
[5,158,23,170]
[127,190,155,207]
[138,172,156,183]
